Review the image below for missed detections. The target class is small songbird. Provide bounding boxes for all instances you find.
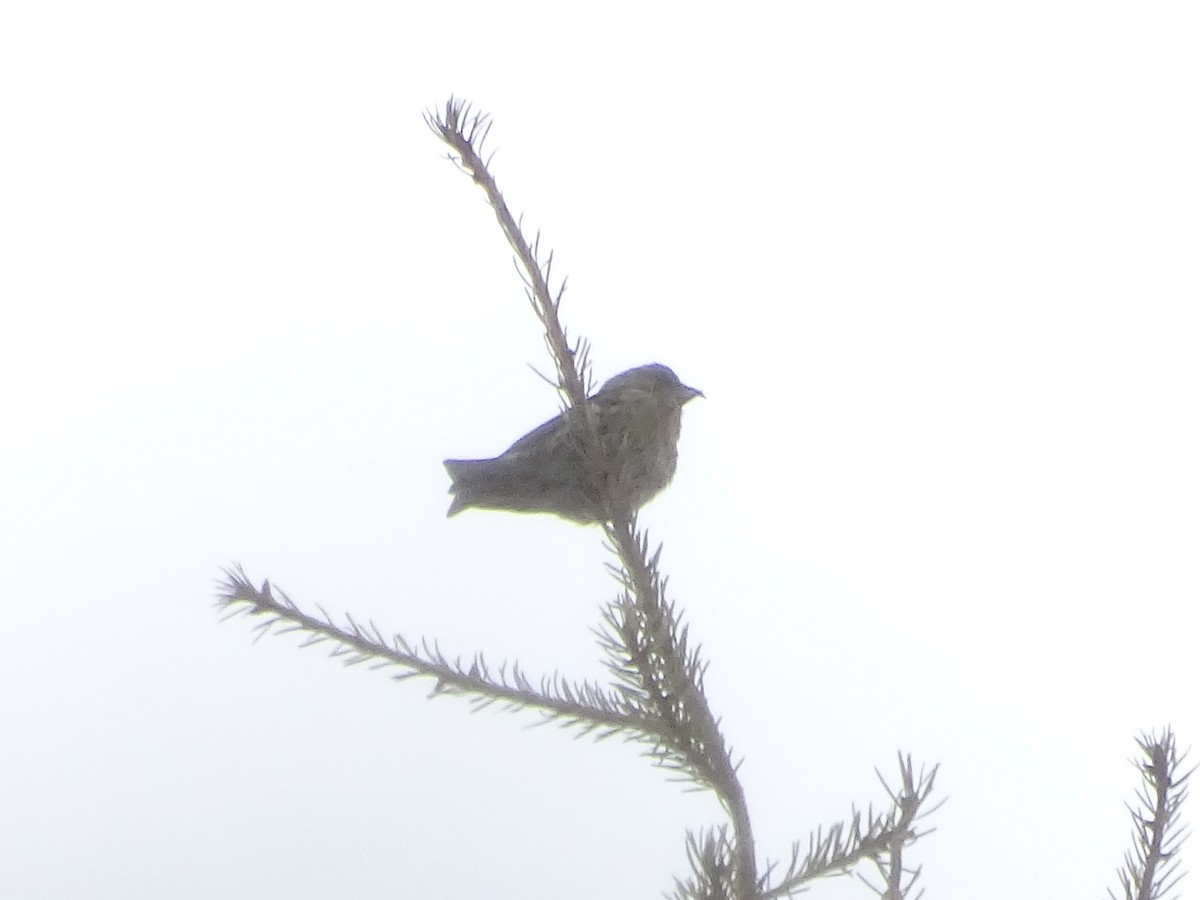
[445,363,702,523]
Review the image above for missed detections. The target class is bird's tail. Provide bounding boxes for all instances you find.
[444,458,501,517]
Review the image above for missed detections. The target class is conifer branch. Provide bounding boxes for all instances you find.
[427,97,759,895]
[1110,729,1192,900]
[216,565,660,737]
[761,755,940,899]
[424,97,593,407]
[215,98,961,900]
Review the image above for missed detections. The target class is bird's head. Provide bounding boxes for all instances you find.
[597,363,703,407]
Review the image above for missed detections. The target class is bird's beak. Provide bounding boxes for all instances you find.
[682,384,704,403]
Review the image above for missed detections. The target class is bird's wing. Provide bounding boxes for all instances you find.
[502,409,573,458]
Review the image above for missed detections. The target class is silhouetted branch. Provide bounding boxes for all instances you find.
[759,756,941,899]
[424,97,592,406]
[216,564,660,737]
[214,97,962,900]
[1110,729,1192,900]
[426,97,760,894]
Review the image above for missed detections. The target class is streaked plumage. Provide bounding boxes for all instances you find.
[445,363,702,523]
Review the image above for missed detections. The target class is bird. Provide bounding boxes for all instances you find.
[444,363,702,523]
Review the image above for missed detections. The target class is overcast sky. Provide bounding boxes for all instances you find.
[2,3,1198,898]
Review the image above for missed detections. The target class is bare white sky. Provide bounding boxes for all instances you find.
[2,2,1198,898]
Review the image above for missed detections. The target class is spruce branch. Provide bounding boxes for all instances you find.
[1110,729,1193,900]
[602,520,756,888]
[215,98,953,899]
[673,826,740,900]
[424,97,593,408]
[427,97,759,895]
[759,755,941,900]
[215,565,661,737]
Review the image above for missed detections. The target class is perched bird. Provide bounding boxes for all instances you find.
[445,363,702,523]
